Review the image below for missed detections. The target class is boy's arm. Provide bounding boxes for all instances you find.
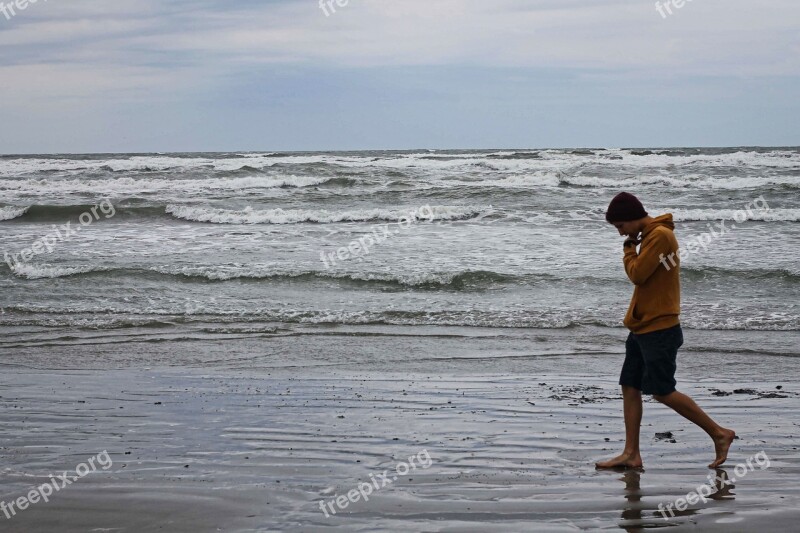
[623,230,673,286]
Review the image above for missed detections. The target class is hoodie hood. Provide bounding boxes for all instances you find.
[642,214,674,237]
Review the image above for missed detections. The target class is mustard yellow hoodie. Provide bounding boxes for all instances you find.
[622,214,681,334]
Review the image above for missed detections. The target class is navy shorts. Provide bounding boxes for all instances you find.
[619,324,683,396]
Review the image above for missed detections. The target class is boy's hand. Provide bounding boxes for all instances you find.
[624,236,641,249]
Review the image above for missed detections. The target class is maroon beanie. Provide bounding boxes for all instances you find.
[605,192,648,222]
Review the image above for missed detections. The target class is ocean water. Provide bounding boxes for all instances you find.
[1,148,799,365]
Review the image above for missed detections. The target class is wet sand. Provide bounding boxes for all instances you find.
[1,336,799,532]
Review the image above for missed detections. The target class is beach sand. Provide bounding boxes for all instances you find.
[1,331,799,532]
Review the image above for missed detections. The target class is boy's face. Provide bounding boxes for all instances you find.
[612,221,638,238]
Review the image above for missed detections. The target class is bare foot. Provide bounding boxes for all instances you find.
[595,452,643,469]
[709,429,736,468]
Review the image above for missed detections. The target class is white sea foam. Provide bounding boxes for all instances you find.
[9,262,504,286]
[0,206,29,221]
[0,154,352,176]
[478,173,562,188]
[0,175,334,198]
[426,172,799,190]
[671,208,800,222]
[9,264,106,280]
[519,207,800,223]
[613,149,800,169]
[0,149,797,178]
[371,149,800,173]
[562,175,800,189]
[150,266,516,288]
[165,205,489,224]
[429,172,562,188]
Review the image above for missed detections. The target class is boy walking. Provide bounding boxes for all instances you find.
[596,192,735,469]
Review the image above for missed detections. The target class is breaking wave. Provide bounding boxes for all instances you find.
[0,206,29,221]
[165,205,491,224]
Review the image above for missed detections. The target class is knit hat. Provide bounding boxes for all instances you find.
[605,192,648,222]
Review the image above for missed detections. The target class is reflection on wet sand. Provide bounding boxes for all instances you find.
[616,467,737,530]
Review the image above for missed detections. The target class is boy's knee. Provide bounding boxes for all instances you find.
[653,393,673,403]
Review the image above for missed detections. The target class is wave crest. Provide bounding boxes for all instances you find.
[8,263,108,280]
[0,206,29,221]
[672,208,800,222]
[0,175,338,197]
[165,205,491,224]
[4,263,517,288]
[561,175,800,190]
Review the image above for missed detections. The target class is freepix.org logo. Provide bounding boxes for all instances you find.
[319,449,433,518]
[658,451,771,519]
[0,0,47,22]
[1,451,113,520]
[3,199,116,272]
[655,0,694,19]
[319,0,350,17]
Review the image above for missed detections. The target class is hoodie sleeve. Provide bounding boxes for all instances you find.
[623,229,673,286]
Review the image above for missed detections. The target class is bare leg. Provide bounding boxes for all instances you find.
[653,390,735,468]
[596,385,644,468]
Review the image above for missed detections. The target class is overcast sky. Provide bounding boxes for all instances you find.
[0,0,798,153]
